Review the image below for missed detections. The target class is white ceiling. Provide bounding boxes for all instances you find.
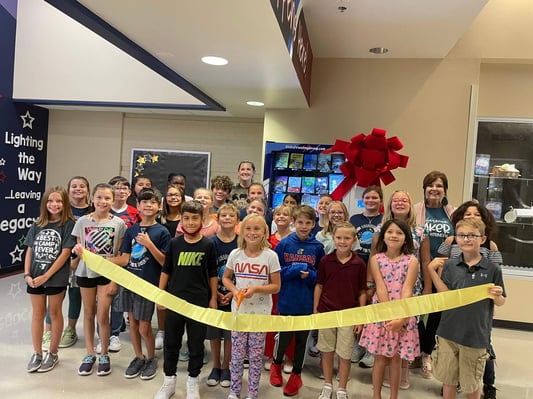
[16,0,533,118]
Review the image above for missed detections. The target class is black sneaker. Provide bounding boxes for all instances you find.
[97,354,112,376]
[38,352,58,373]
[124,356,145,379]
[484,384,497,399]
[206,367,221,386]
[78,354,97,376]
[27,353,42,373]
[140,358,157,380]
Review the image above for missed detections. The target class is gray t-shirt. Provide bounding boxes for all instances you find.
[73,214,126,278]
[437,256,506,348]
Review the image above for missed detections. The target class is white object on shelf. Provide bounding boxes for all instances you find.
[504,208,533,223]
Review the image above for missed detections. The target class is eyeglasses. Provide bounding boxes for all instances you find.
[455,234,482,240]
[329,211,345,216]
[166,193,181,198]
[391,198,409,204]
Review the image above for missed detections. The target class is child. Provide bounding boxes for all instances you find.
[176,188,219,238]
[156,184,185,350]
[312,194,333,236]
[270,205,325,396]
[348,186,383,365]
[168,172,193,201]
[349,185,383,265]
[239,183,273,228]
[359,219,420,399]
[314,222,367,399]
[25,186,76,373]
[231,160,256,210]
[210,175,234,215]
[42,176,92,351]
[104,175,142,354]
[264,204,295,371]
[222,214,281,399]
[433,201,501,397]
[127,175,153,207]
[316,201,360,255]
[282,193,300,208]
[154,200,218,399]
[159,184,185,237]
[111,188,171,380]
[206,203,240,388]
[428,218,506,399]
[72,183,126,376]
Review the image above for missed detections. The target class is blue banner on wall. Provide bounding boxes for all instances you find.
[1,0,48,274]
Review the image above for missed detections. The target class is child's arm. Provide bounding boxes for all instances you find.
[489,285,505,306]
[369,255,389,303]
[421,237,435,295]
[222,267,238,297]
[428,257,449,293]
[242,271,281,298]
[313,283,323,313]
[23,246,33,284]
[107,252,130,267]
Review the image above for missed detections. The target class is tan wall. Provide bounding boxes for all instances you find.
[264,58,481,205]
[478,63,533,118]
[46,111,264,189]
[494,277,533,323]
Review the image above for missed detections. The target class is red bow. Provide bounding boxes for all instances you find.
[322,128,409,200]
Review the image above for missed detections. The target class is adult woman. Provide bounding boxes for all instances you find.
[413,171,455,379]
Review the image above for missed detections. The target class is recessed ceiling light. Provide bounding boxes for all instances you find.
[246,101,264,107]
[369,47,389,55]
[201,56,228,66]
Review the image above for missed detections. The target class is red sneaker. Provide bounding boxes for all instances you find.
[283,373,303,396]
[270,363,283,387]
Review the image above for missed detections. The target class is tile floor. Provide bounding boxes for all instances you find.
[1,273,531,399]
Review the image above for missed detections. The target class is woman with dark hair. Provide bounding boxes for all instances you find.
[413,171,456,379]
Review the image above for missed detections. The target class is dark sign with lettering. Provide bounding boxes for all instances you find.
[0,1,49,274]
[270,0,313,104]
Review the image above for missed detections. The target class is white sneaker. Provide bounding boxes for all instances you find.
[155,330,165,350]
[154,375,177,399]
[109,336,121,352]
[319,383,333,399]
[336,389,348,399]
[187,376,200,399]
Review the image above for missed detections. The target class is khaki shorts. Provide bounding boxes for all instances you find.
[316,326,355,360]
[433,336,489,394]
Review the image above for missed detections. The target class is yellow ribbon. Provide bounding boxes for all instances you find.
[83,250,494,332]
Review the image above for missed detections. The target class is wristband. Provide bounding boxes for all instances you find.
[366,281,376,289]
[24,273,31,279]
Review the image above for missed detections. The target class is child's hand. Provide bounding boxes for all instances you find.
[157,304,166,311]
[72,244,84,256]
[221,292,233,306]
[106,282,118,297]
[429,257,447,272]
[353,324,363,334]
[136,232,152,247]
[385,319,406,333]
[488,285,504,298]
[300,270,309,279]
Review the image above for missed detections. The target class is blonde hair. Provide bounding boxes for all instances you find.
[383,190,416,228]
[333,221,356,237]
[273,204,293,218]
[322,201,348,235]
[194,187,214,200]
[217,203,239,220]
[238,214,271,250]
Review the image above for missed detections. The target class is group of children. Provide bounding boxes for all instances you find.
[23,165,505,399]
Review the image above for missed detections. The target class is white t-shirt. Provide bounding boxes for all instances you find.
[226,247,280,315]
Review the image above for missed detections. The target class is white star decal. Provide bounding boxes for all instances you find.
[8,282,22,299]
[20,110,35,129]
[9,245,24,263]
[0,158,5,166]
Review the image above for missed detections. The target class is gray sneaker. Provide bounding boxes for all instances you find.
[27,353,42,373]
[359,352,374,368]
[38,352,59,373]
[124,356,146,379]
[140,358,157,380]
